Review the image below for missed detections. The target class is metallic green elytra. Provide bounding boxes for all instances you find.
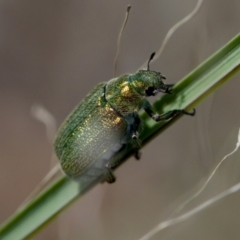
[54,53,195,183]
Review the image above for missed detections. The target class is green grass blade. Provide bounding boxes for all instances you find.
[142,33,240,142]
[0,33,239,240]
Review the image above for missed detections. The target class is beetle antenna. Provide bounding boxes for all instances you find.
[147,52,155,70]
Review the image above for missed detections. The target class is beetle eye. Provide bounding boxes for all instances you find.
[145,87,155,96]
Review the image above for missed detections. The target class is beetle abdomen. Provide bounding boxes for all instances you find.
[54,83,127,179]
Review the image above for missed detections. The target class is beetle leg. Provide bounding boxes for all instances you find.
[132,131,139,139]
[104,164,116,183]
[153,108,195,121]
[134,150,141,160]
[143,99,195,121]
[131,135,141,160]
[130,113,143,160]
[159,84,174,94]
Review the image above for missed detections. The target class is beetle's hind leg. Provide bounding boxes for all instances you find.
[104,164,116,183]
[131,133,141,160]
[130,113,143,160]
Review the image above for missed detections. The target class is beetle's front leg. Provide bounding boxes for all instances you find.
[143,99,195,122]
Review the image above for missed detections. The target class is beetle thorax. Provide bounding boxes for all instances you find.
[105,74,145,116]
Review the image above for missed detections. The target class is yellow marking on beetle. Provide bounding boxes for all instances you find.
[121,85,131,96]
[113,116,121,125]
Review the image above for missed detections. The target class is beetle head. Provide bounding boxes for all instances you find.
[137,69,171,96]
[130,52,173,96]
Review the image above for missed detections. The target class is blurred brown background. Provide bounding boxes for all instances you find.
[0,0,240,239]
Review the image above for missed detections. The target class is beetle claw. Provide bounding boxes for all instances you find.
[135,150,141,160]
[104,164,116,183]
[165,87,173,94]
[132,132,139,139]
[184,108,196,116]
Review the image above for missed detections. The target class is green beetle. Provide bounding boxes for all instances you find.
[54,53,195,183]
